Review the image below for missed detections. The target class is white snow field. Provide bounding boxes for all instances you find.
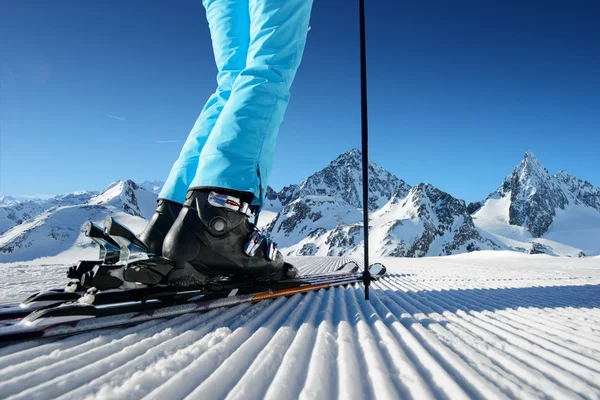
[0,252,599,399]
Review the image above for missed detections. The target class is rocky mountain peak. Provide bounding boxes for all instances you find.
[265,186,279,201]
[3,149,597,261]
[481,152,569,237]
[523,149,539,161]
[0,190,98,235]
[275,184,300,206]
[331,148,362,164]
[522,150,543,167]
[509,153,567,237]
[387,184,413,205]
[510,150,550,188]
[410,183,437,196]
[88,180,155,219]
[291,149,411,211]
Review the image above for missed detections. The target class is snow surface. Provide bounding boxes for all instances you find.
[1,252,599,399]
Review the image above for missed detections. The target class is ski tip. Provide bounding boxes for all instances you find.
[368,262,386,278]
[84,221,93,236]
[103,216,121,239]
[283,262,295,269]
[84,221,104,239]
[103,215,114,230]
[103,216,149,251]
[335,264,347,271]
[337,261,359,272]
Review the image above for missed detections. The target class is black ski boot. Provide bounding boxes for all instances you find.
[139,199,182,255]
[161,189,296,286]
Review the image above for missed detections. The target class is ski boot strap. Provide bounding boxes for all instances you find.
[208,191,255,218]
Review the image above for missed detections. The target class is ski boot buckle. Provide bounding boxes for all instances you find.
[208,191,255,218]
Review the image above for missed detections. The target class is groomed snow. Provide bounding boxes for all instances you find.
[0,252,599,399]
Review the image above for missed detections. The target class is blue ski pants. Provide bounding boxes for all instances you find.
[159,0,313,209]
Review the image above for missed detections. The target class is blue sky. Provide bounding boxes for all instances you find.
[1,0,599,203]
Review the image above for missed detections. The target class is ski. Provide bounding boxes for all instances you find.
[0,263,385,345]
[0,261,360,322]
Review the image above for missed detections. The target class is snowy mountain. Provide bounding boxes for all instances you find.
[371,184,499,257]
[1,149,597,261]
[87,180,156,218]
[474,151,568,237]
[0,200,46,235]
[554,170,600,212]
[472,151,600,256]
[266,150,498,257]
[0,196,19,206]
[266,196,364,255]
[0,181,156,262]
[260,148,409,234]
[0,191,98,235]
[278,149,411,211]
[268,181,499,257]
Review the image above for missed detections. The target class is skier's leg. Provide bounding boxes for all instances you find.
[189,0,314,208]
[162,0,313,283]
[141,0,250,255]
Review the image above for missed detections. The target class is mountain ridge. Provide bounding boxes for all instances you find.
[264,150,501,258]
[1,149,598,261]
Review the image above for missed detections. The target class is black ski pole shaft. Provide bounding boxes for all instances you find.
[359,0,370,300]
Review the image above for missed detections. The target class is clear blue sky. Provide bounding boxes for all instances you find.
[1,0,599,203]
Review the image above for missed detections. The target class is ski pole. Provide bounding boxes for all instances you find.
[359,0,371,300]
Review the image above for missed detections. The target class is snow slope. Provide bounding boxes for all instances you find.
[1,253,599,399]
[543,204,600,255]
